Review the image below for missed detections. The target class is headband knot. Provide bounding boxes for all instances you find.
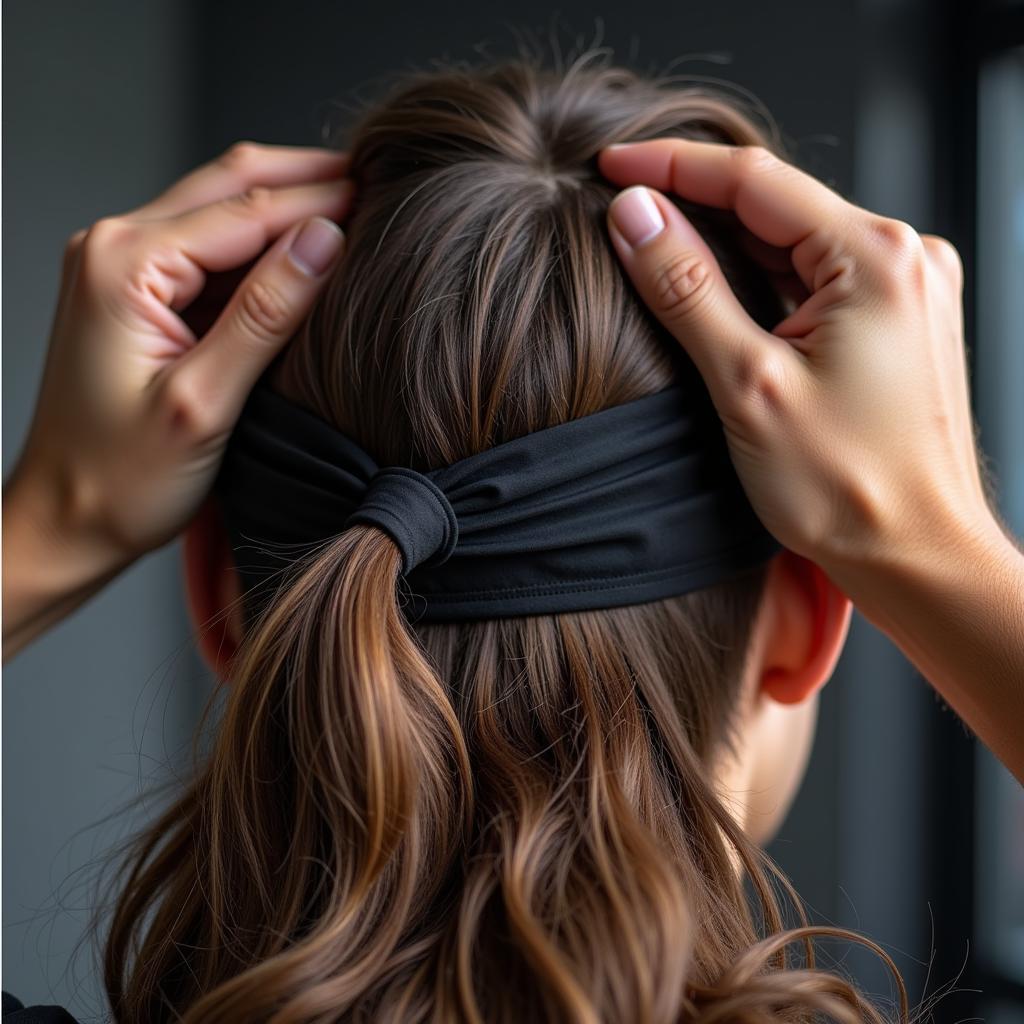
[345,467,459,574]
[215,380,782,622]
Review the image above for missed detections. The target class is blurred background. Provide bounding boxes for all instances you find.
[3,1,1022,1020]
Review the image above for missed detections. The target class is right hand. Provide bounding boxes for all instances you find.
[599,139,998,605]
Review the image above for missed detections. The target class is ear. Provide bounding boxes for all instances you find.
[756,549,853,705]
[181,494,245,683]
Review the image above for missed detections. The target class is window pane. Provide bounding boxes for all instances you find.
[974,44,1024,988]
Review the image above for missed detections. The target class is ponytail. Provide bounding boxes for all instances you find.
[104,525,911,1024]
[105,526,472,1021]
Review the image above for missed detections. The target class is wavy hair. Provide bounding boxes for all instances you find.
[101,49,912,1023]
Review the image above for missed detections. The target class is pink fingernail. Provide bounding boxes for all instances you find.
[609,186,665,248]
[288,217,343,275]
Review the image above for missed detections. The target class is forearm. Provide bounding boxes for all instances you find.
[2,470,125,662]
[849,517,1024,785]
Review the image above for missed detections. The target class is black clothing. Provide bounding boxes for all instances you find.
[2,992,80,1023]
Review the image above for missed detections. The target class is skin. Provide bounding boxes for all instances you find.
[599,140,1024,787]
[3,142,353,658]
[3,138,1023,858]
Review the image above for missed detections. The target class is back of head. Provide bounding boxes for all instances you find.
[104,51,900,1024]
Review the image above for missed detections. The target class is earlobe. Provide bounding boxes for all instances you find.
[758,550,853,706]
[181,494,245,683]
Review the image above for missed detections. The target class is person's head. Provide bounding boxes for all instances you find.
[105,52,901,1024]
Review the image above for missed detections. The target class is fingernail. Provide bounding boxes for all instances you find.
[288,216,344,275]
[609,186,665,248]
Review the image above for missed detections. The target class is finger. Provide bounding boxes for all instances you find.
[598,139,865,293]
[144,178,353,311]
[125,141,351,220]
[771,227,943,343]
[606,184,800,410]
[167,216,345,431]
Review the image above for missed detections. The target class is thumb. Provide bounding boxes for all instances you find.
[606,185,786,408]
[172,215,345,429]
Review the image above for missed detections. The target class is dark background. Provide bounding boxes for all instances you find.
[4,2,1022,1020]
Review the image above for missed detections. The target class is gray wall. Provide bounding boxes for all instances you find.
[3,3,208,1017]
[3,1,967,1017]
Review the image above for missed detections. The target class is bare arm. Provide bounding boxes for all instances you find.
[854,516,1024,782]
[2,468,125,661]
[3,142,352,663]
[599,137,1024,785]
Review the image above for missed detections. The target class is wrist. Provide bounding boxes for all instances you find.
[3,463,131,658]
[830,503,1022,635]
[838,507,1024,783]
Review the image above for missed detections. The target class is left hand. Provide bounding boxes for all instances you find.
[12,140,353,561]
[3,141,353,658]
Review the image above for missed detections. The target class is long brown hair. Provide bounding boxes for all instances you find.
[102,50,913,1022]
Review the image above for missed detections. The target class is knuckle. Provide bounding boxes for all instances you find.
[732,347,789,419]
[220,140,263,172]
[870,216,923,259]
[868,216,927,296]
[83,215,129,250]
[234,278,292,343]
[76,216,135,286]
[922,233,964,286]
[650,251,715,322]
[162,369,216,438]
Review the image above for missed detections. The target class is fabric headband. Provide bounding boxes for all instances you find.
[213,379,782,622]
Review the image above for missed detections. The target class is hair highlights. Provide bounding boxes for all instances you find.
[102,49,910,1023]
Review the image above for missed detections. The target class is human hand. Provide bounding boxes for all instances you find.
[599,139,1000,609]
[3,142,352,659]
[8,141,352,569]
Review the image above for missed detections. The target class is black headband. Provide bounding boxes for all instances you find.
[213,380,781,622]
